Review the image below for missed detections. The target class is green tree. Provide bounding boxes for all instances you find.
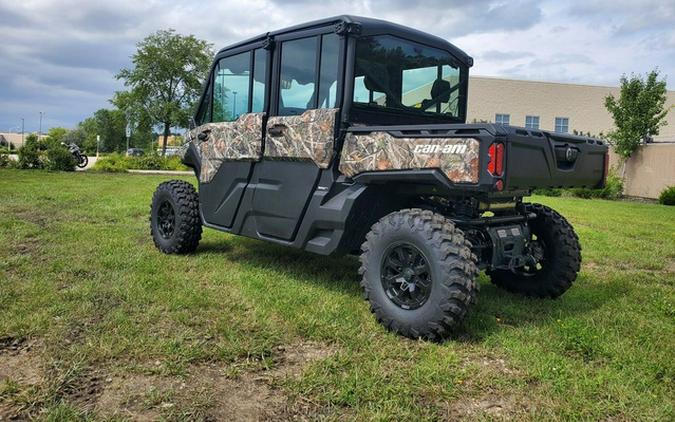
[77,109,127,153]
[45,127,69,148]
[63,127,87,149]
[605,70,671,160]
[115,29,213,155]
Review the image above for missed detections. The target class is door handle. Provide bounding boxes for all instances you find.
[197,129,212,141]
[267,124,287,137]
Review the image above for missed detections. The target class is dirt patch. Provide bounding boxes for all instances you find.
[443,394,528,420]
[0,338,44,420]
[96,340,337,421]
[0,338,42,386]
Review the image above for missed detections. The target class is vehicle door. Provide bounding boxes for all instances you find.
[250,31,342,240]
[190,47,269,228]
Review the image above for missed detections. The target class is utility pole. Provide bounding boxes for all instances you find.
[39,112,43,139]
[21,118,24,146]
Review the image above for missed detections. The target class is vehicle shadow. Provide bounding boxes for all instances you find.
[197,236,618,342]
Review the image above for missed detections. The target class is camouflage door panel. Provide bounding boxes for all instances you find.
[190,113,265,183]
[339,132,480,184]
[264,108,338,168]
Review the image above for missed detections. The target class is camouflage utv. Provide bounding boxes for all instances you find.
[151,16,608,340]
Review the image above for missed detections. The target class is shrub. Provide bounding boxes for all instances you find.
[17,137,44,169]
[534,169,623,200]
[0,152,14,168]
[136,154,164,170]
[599,171,623,200]
[92,152,188,172]
[91,153,132,173]
[45,145,77,171]
[658,186,675,206]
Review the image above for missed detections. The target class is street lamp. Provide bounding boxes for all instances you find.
[39,112,43,139]
[21,118,24,144]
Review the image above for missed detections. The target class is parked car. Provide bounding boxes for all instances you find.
[149,16,608,340]
[126,148,145,157]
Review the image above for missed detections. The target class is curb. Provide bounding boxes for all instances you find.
[128,169,194,176]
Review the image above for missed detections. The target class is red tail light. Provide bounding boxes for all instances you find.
[488,142,505,177]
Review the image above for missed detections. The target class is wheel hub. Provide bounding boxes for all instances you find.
[381,243,432,310]
[156,200,176,239]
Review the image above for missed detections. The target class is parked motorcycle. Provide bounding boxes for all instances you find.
[61,142,89,168]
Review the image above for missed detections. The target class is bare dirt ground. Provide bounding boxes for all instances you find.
[1,338,337,421]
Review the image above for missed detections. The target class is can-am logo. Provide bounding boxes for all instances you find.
[413,144,468,154]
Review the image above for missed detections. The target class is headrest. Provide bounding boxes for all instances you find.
[431,79,451,102]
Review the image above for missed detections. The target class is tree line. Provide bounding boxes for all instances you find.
[48,29,213,155]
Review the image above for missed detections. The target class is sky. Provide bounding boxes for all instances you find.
[0,0,673,131]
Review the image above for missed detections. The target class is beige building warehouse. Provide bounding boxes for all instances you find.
[467,76,675,142]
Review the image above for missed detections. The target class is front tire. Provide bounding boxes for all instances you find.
[359,209,479,340]
[488,204,581,298]
[150,180,202,254]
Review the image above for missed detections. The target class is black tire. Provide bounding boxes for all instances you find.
[150,180,202,254]
[77,154,88,168]
[487,203,581,298]
[359,208,479,340]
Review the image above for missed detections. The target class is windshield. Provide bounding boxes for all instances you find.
[352,35,465,122]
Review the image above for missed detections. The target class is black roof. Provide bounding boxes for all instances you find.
[217,15,473,67]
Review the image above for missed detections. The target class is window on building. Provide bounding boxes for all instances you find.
[555,117,569,133]
[251,49,267,113]
[278,37,318,115]
[525,115,540,129]
[213,52,251,122]
[495,114,510,125]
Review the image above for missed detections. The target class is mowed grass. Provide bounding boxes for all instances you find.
[0,169,673,421]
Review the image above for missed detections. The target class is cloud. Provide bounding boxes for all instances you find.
[0,0,672,130]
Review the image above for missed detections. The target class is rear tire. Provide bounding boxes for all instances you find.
[359,209,479,340]
[150,180,202,254]
[488,203,581,298]
[77,154,88,168]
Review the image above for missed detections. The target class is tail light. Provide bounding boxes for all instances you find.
[488,142,505,177]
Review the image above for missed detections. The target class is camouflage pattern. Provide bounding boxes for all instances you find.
[190,113,265,183]
[339,132,481,183]
[264,108,338,168]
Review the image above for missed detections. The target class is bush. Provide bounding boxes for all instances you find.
[91,153,132,173]
[92,152,188,172]
[45,145,77,171]
[0,152,15,168]
[658,186,675,206]
[533,169,623,200]
[17,138,44,169]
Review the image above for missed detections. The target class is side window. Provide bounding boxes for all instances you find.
[318,34,340,109]
[251,49,267,113]
[278,37,318,115]
[213,52,251,122]
[195,81,212,125]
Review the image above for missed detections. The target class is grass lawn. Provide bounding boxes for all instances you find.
[0,169,673,421]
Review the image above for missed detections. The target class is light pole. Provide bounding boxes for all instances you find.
[39,112,43,139]
[21,118,24,145]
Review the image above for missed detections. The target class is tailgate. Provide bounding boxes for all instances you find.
[503,128,608,190]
